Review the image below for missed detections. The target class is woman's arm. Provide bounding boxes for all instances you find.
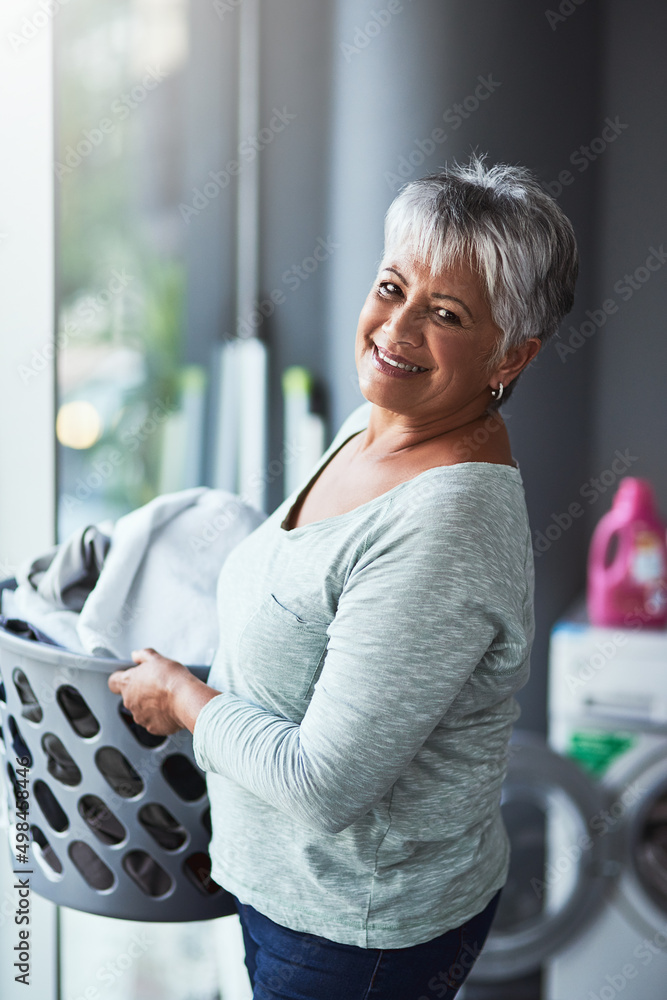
[108,648,221,734]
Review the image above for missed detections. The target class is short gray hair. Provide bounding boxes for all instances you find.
[382,155,578,406]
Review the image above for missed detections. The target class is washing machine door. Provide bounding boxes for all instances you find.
[601,741,667,942]
[471,730,614,982]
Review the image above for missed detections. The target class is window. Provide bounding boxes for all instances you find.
[55,0,202,538]
[53,3,251,995]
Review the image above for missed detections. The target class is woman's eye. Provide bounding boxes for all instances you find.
[436,309,461,325]
[378,281,401,297]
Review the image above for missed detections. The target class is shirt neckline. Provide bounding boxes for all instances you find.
[280,426,521,535]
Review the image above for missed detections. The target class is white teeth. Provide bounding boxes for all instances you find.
[376,346,426,372]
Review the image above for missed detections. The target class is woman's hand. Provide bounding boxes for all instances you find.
[108,648,220,736]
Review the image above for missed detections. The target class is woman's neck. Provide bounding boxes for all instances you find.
[360,402,503,457]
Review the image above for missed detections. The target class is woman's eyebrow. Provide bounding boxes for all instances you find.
[382,266,474,320]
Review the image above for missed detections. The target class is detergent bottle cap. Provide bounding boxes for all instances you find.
[612,477,656,515]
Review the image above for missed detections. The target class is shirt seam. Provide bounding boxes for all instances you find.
[341,493,395,588]
[365,783,397,947]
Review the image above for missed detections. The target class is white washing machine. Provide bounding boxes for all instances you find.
[467,608,667,999]
[544,611,667,999]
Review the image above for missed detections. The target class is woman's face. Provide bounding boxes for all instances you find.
[355,252,505,424]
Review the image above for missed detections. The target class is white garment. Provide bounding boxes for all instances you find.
[3,587,85,653]
[10,489,265,664]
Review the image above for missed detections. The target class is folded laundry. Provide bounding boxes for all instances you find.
[0,614,62,647]
[10,488,265,664]
[2,577,88,653]
[19,524,111,611]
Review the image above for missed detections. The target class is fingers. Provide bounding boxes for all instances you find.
[107,669,127,694]
[131,647,159,664]
[131,647,169,667]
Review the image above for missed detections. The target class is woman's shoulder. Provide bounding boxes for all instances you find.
[394,457,526,510]
[375,461,530,561]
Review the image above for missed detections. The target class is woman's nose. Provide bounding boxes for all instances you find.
[383,303,424,346]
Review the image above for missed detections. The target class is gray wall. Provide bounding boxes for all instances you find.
[258,1,335,495]
[591,1,667,514]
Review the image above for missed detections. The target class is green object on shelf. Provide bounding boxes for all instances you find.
[567,729,636,777]
[181,364,207,395]
[282,366,312,398]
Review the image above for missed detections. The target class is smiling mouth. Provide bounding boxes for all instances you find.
[373,344,429,373]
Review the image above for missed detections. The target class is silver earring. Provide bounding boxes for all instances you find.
[490,382,504,401]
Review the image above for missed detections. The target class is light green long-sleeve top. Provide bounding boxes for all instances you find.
[193,402,535,948]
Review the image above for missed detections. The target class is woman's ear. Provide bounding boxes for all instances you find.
[494,337,541,388]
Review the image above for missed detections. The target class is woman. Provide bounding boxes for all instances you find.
[109,157,578,999]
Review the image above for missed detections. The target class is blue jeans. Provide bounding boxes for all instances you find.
[234,890,501,1000]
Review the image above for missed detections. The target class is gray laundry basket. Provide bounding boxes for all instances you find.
[0,626,236,921]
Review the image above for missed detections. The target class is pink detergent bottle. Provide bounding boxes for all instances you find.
[587,478,667,628]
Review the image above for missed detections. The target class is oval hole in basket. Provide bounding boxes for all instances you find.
[41,733,82,786]
[33,779,69,833]
[95,747,144,799]
[138,803,188,851]
[0,675,6,703]
[6,762,25,810]
[8,716,32,767]
[122,850,173,897]
[32,825,63,877]
[12,669,42,723]
[201,805,212,835]
[118,703,166,748]
[69,840,115,891]
[78,794,126,846]
[56,685,100,738]
[183,852,221,896]
[161,755,206,802]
